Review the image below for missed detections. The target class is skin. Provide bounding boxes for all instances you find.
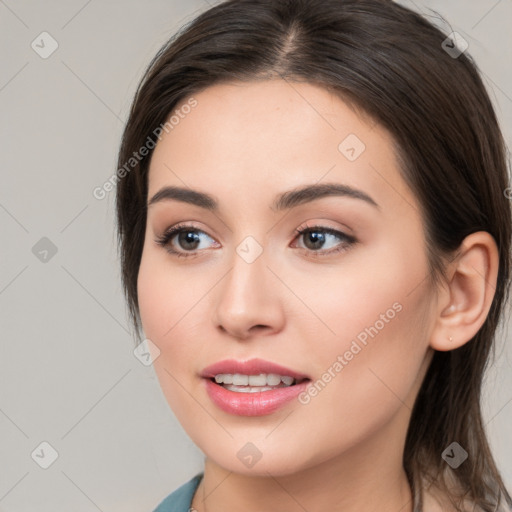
[137,79,498,512]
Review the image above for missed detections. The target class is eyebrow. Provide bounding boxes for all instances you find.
[147,182,380,212]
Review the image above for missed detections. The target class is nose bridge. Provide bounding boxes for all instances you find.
[221,239,269,313]
[213,235,283,338]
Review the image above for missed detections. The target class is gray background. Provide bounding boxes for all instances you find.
[1,1,511,510]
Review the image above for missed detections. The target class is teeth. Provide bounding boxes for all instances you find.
[224,385,276,393]
[266,374,282,386]
[233,374,249,386]
[214,373,297,387]
[248,374,267,386]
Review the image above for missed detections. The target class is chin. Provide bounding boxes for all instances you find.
[192,433,327,478]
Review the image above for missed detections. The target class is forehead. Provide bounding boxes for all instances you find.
[147,79,417,217]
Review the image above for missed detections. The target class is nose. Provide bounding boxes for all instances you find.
[213,248,285,341]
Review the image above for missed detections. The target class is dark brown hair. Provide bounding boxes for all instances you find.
[115,0,512,510]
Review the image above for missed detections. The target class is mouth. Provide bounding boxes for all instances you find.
[200,358,312,414]
[201,358,311,388]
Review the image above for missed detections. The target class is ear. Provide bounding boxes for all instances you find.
[429,231,499,352]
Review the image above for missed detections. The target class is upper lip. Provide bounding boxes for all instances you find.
[200,358,310,381]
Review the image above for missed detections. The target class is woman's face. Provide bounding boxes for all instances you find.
[138,79,438,477]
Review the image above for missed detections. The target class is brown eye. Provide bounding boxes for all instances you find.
[175,230,201,250]
[293,225,357,256]
[155,223,218,258]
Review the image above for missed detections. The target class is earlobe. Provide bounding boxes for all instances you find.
[429,232,499,352]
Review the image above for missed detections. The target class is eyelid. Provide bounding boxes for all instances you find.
[294,219,355,237]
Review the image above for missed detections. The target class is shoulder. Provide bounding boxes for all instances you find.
[152,473,203,512]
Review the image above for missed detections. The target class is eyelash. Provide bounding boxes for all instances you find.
[154,222,357,259]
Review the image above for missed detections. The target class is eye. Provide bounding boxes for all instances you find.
[154,223,218,258]
[154,222,357,259]
[292,223,357,257]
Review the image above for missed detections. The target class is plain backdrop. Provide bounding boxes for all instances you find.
[1,0,511,510]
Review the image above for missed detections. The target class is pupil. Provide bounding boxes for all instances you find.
[179,231,200,249]
[306,231,324,249]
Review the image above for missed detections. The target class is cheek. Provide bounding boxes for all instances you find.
[137,248,222,378]
[290,240,429,354]
[137,249,193,371]
[137,246,204,340]
[137,252,205,416]
[301,251,433,421]
[138,260,171,344]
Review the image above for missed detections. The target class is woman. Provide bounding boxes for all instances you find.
[115,0,512,510]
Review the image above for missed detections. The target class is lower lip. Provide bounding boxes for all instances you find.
[204,378,310,416]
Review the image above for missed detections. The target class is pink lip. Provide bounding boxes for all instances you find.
[204,379,310,416]
[200,358,310,381]
[200,358,311,416]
